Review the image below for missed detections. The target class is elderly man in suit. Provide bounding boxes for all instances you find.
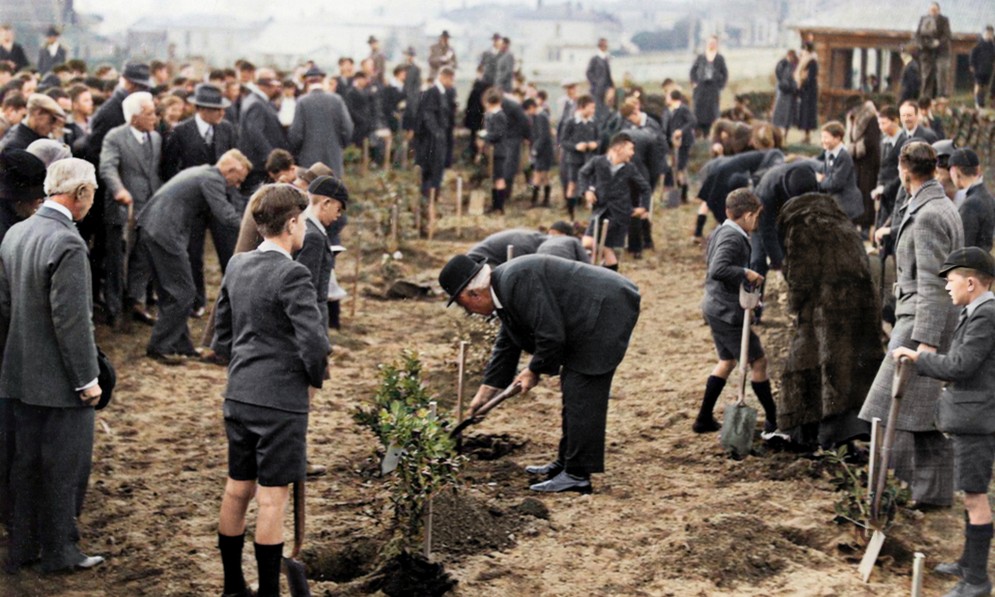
[0,93,65,152]
[815,121,864,221]
[479,33,502,86]
[0,158,105,574]
[238,69,289,192]
[467,227,548,265]
[290,66,353,177]
[586,38,615,124]
[99,91,162,329]
[428,31,457,80]
[440,253,640,493]
[37,26,67,75]
[860,141,965,508]
[916,2,952,98]
[414,67,455,205]
[950,148,994,252]
[138,150,250,361]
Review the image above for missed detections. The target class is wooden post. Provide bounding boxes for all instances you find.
[424,401,437,560]
[598,219,610,267]
[592,218,601,265]
[389,203,399,253]
[456,176,463,239]
[351,228,361,318]
[487,145,494,182]
[412,165,422,235]
[456,341,467,424]
[384,134,393,174]
[428,188,437,241]
[868,417,881,512]
[911,552,925,597]
[506,244,514,262]
[361,138,370,176]
[401,138,409,170]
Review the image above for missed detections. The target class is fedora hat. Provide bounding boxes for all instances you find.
[122,62,153,88]
[190,83,231,109]
[439,255,485,307]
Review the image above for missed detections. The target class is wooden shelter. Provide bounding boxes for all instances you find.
[795,26,980,118]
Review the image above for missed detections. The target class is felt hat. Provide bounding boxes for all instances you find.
[440,30,451,39]
[492,33,502,40]
[403,46,416,57]
[308,175,349,207]
[190,83,231,109]
[46,25,61,38]
[303,66,326,79]
[785,165,818,198]
[122,62,153,88]
[949,148,980,169]
[938,247,995,278]
[0,149,47,203]
[439,255,485,307]
[368,35,378,44]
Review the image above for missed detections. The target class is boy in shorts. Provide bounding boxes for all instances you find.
[694,188,779,437]
[212,184,331,597]
[894,247,995,597]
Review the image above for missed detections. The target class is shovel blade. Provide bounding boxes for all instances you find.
[720,403,757,459]
[381,443,403,475]
[283,557,312,597]
[858,529,887,583]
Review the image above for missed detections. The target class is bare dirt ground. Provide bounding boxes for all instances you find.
[0,164,967,597]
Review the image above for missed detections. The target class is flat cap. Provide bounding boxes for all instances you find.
[308,175,349,206]
[938,247,995,278]
[26,93,65,118]
[949,148,980,169]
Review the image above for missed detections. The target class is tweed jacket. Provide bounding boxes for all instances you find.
[482,255,640,387]
[99,124,163,225]
[212,249,330,413]
[0,207,99,407]
[289,89,353,177]
[468,228,547,265]
[238,89,289,173]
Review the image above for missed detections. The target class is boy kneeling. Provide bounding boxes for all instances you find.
[212,184,331,597]
[894,247,995,597]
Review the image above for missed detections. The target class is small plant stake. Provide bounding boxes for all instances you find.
[456,176,463,238]
[351,228,361,319]
[506,244,514,262]
[428,188,437,240]
[456,341,467,424]
[911,552,925,597]
[361,138,370,176]
[384,135,393,174]
[389,202,399,253]
[424,401,437,560]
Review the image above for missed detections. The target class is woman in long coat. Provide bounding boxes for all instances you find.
[771,50,798,139]
[689,35,728,136]
[796,43,819,144]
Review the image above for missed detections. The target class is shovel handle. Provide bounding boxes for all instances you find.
[449,382,523,438]
[870,357,911,525]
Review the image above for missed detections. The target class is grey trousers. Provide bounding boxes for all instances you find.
[103,222,152,318]
[8,401,93,571]
[144,237,196,355]
[891,428,954,506]
[558,368,616,476]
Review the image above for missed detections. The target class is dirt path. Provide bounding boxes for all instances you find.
[0,182,964,597]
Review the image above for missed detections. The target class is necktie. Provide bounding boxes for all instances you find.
[204,126,214,147]
[882,141,892,159]
[143,133,152,162]
[958,308,969,328]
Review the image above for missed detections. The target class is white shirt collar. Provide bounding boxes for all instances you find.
[47,42,60,56]
[638,112,647,127]
[435,80,446,94]
[257,239,292,259]
[966,291,995,318]
[598,50,609,60]
[575,114,592,124]
[305,207,327,237]
[490,286,503,310]
[826,145,843,161]
[722,218,749,239]
[882,130,902,145]
[130,127,147,143]
[194,113,212,136]
[42,199,73,221]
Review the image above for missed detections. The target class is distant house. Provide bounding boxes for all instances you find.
[126,14,267,65]
[512,4,622,70]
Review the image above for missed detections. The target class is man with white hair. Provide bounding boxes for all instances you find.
[0,157,105,574]
[100,91,162,329]
[0,94,65,152]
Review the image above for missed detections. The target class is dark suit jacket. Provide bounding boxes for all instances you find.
[900,62,922,104]
[482,255,640,387]
[818,148,864,220]
[916,14,952,57]
[289,89,353,176]
[294,219,332,330]
[495,51,515,92]
[402,63,421,131]
[161,116,238,180]
[238,90,289,174]
[703,221,751,326]
[85,88,128,164]
[536,236,589,263]
[906,125,938,144]
[345,85,377,145]
[501,98,530,142]
[0,43,29,73]
[481,110,509,160]
[0,206,99,406]
[137,165,242,255]
[468,228,547,265]
[464,79,488,131]
[212,249,330,413]
[0,123,43,152]
[414,85,452,170]
[561,118,598,167]
[960,182,995,252]
[579,156,651,224]
[666,104,696,169]
[99,124,164,225]
[37,44,67,75]
[479,49,497,85]
[586,55,613,102]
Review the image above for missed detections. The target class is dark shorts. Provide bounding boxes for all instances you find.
[585,214,630,249]
[952,433,995,494]
[705,314,765,363]
[491,156,506,182]
[224,400,307,487]
[974,72,993,86]
[532,148,554,172]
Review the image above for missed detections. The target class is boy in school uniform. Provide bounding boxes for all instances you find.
[693,189,780,436]
[893,247,995,597]
[561,94,599,220]
[295,175,348,331]
[478,88,510,214]
[211,184,331,597]
[578,132,650,270]
[523,98,554,208]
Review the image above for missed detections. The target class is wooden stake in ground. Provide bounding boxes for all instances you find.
[911,552,925,597]
[389,203,399,253]
[598,219,610,266]
[424,401,437,560]
[401,138,409,170]
[456,341,467,424]
[384,134,393,174]
[456,176,463,239]
[351,228,361,319]
[592,219,601,265]
[412,165,422,235]
[361,138,370,176]
[428,188,437,241]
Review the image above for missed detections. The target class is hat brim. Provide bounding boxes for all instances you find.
[445,259,485,307]
[937,263,958,278]
[125,76,153,88]
[191,97,232,109]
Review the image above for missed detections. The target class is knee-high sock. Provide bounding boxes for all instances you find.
[964,523,994,584]
[543,185,552,205]
[254,542,284,597]
[751,380,777,428]
[218,533,246,595]
[697,375,726,422]
[694,214,707,237]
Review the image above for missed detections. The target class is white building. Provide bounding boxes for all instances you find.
[512,4,623,74]
[126,14,267,65]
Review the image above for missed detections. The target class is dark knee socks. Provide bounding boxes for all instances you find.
[694,214,707,237]
[255,542,284,597]
[543,185,551,205]
[530,185,539,205]
[605,263,618,271]
[566,197,577,219]
[751,380,777,428]
[964,522,993,584]
[491,189,507,212]
[696,375,726,425]
[218,533,247,595]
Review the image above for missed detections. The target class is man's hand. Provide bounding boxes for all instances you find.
[80,384,102,406]
[584,190,596,208]
[114,189,133,206]
[917,343,937,354]
[870,185,884,200]
[632,207,647,218]
[874,226,891,245]
[892,346,919,363]
[587,141,598,151]
[815,172,825,183]
[744,269,764,284]
[575,142,587,152]
[514,369,538,393]
[468,385,500,417]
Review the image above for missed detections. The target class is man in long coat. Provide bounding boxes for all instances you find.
[290,67,353,177]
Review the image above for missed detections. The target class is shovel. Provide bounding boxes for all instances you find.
[858,356,913,582]
[449,382,523,438]
[720,283,762,459]
[282,479,311,597]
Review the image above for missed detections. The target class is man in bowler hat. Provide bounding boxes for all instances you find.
[439,253,640,493]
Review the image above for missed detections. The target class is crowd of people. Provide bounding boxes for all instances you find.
[0,8,993,597]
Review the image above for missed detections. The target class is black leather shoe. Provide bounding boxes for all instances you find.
[131,306,157,325]
[222,588,257,597]
[936,561,966,578]
[942,579,993,597]
[525,461,563,477]
[692,417,721,433]
[529,471,592,494]
[145,350,183,366]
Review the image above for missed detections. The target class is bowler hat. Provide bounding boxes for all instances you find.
[441,30,451,38]
[45,25,61,38]
[949,148,981,169]
[191,83,231,109]
[303,66,326,79]
[938,247,995,278]
[0,149,46,203]
[403,46,416,57]
[308,175,349,207]
[368,35,378,44]
[122,62,153,88]
[439,255,485,307]
[785,166,818,198]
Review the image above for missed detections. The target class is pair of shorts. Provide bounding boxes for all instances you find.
[704,314,765,363]
[491,156,506,182]
[585,213,630,249]
[952,433,995,494]
[224,400,308,487]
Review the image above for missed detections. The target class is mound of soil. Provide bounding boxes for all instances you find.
[460,433,527,461]
[431,492,526,557]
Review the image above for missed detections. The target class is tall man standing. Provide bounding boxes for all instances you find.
[37,26,67,76]
[414,67,455,207]
[428,31,457,80]
[495,37,515,93]
[289,66,353,177]
[238,69,289,192]
[586,38,615,124]
[0,25,29,73]
[479,33,502,86]
[916,2,952,98]
[440,253,640,493]
[970,26,995,109]
[0,158,105,574]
